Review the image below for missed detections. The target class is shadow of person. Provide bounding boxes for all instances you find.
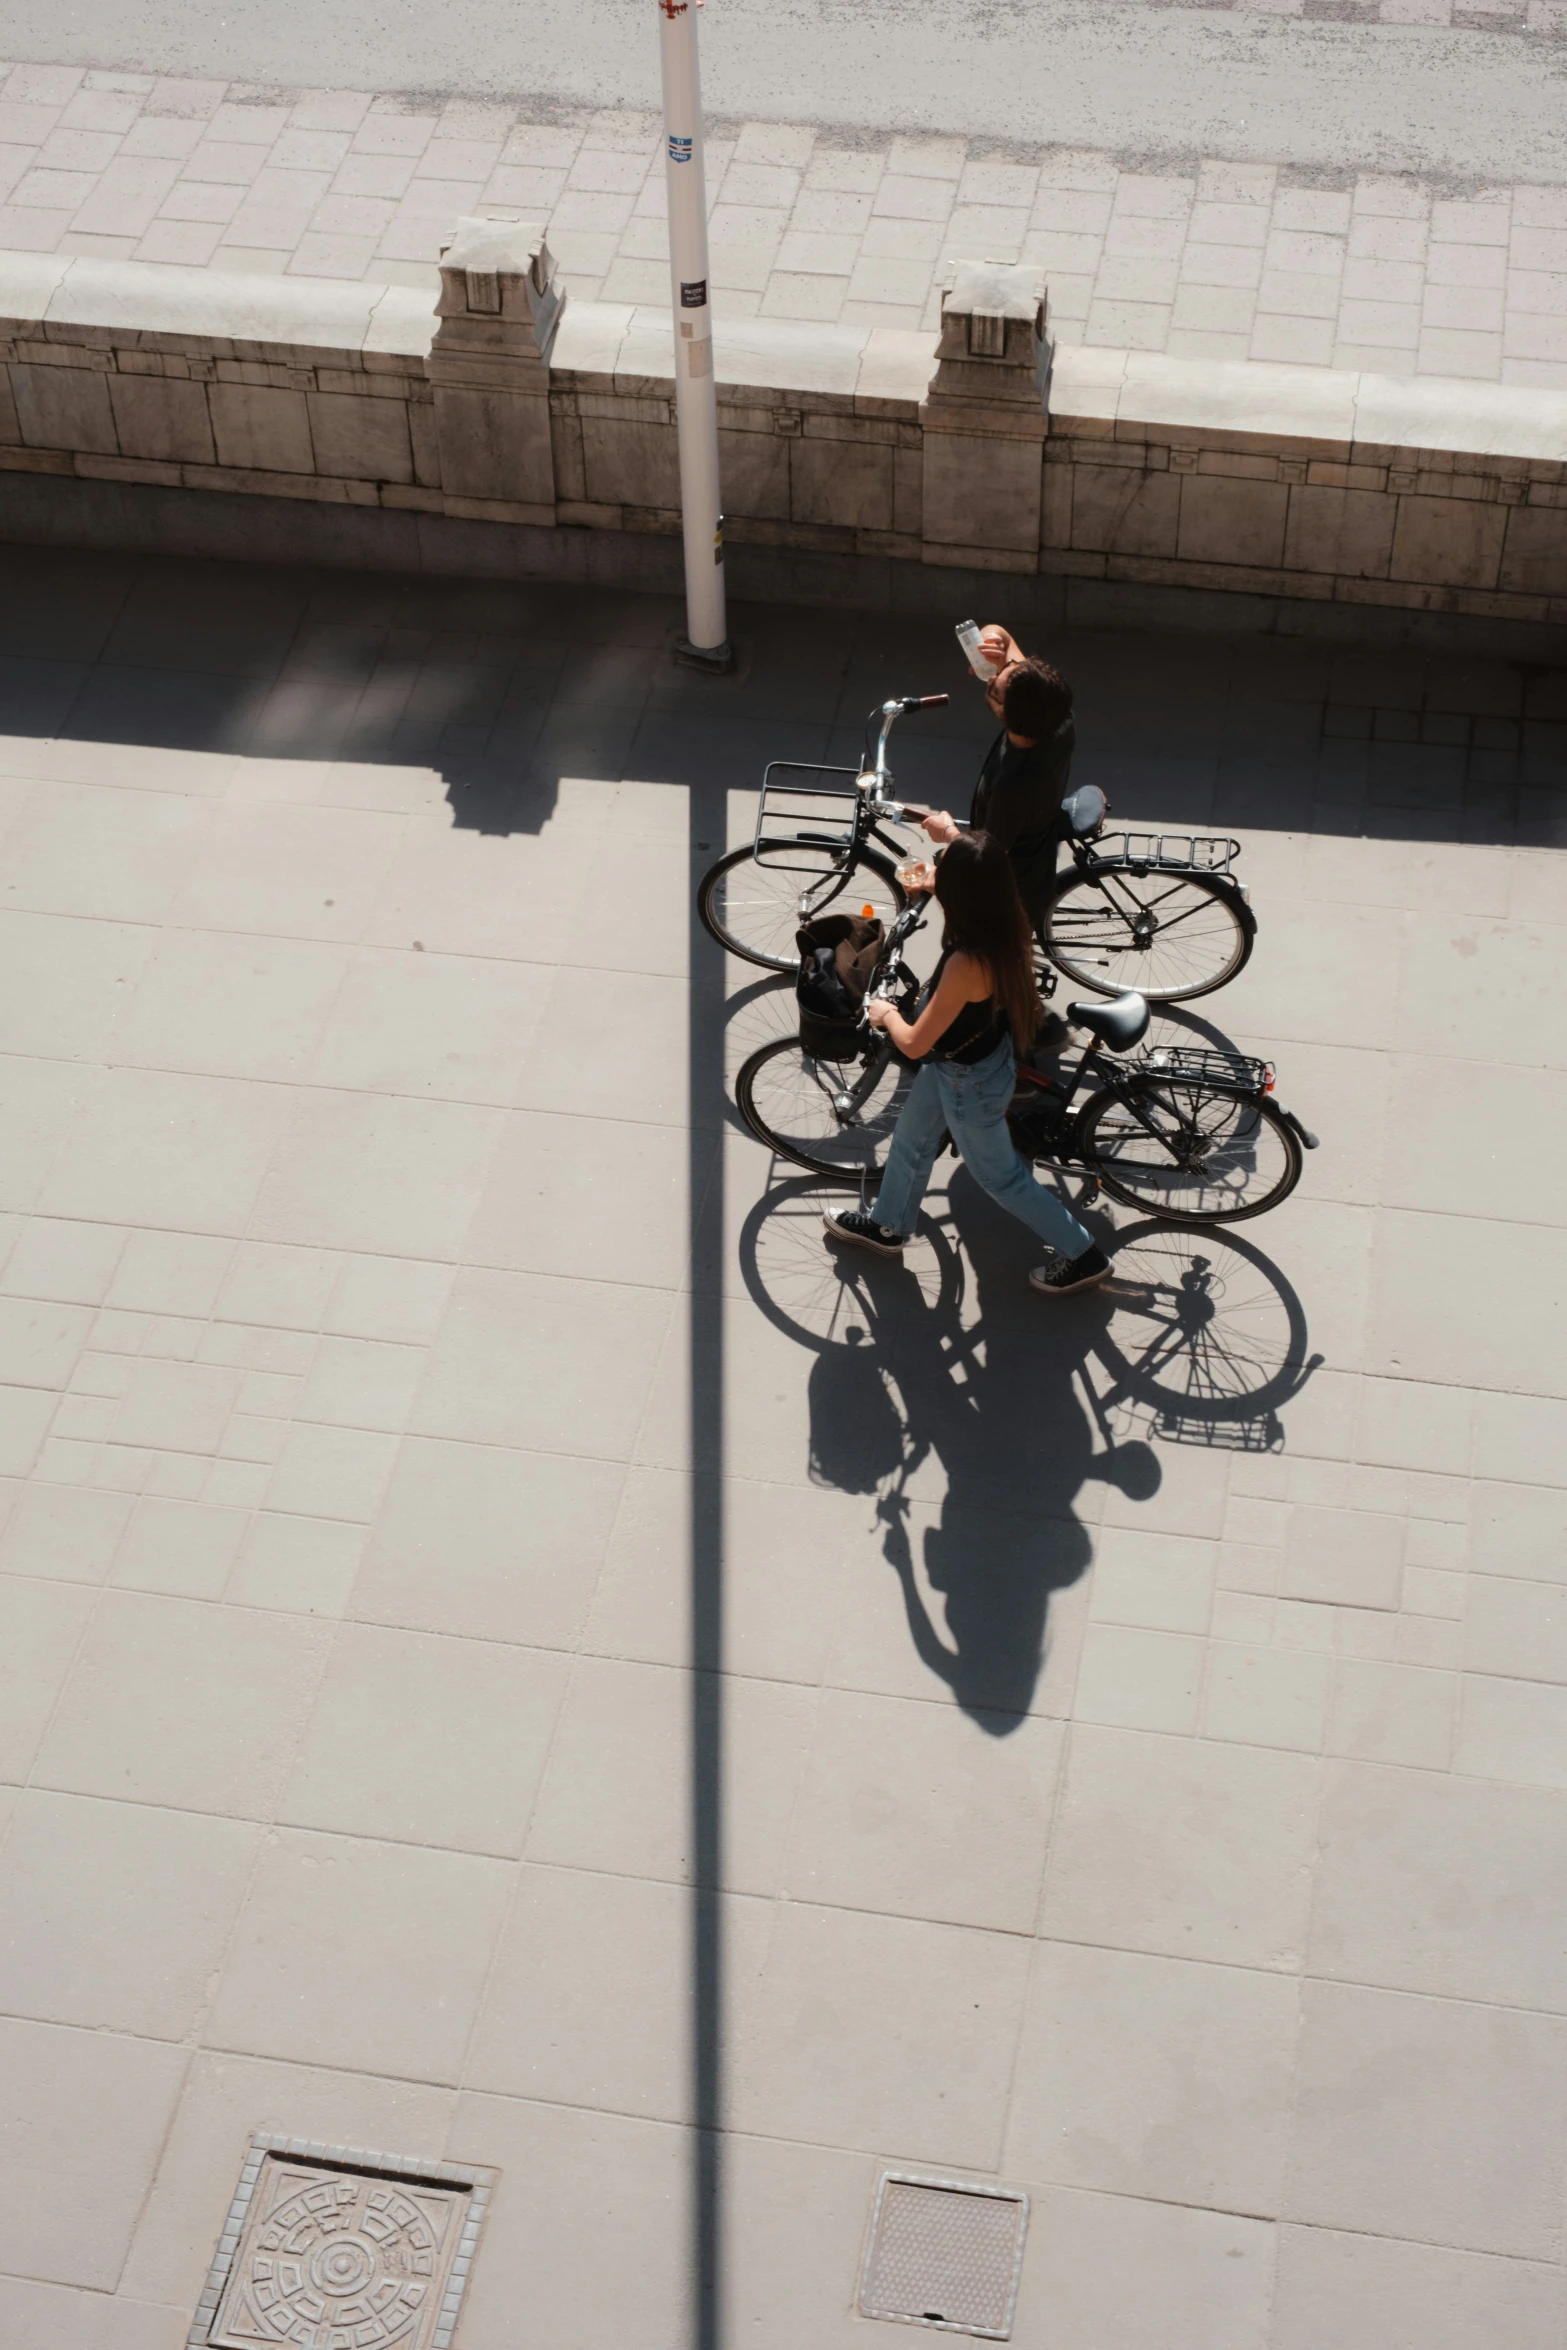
[807,1328,910,1495]
[798,1167,1161,1732]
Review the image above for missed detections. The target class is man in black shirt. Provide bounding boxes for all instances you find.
[919,626,1075,932]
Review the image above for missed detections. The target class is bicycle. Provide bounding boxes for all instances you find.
[697,693,1257,1004]
[734,900,1317,1225]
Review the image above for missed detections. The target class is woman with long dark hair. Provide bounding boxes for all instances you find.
[824,830,1111,1296]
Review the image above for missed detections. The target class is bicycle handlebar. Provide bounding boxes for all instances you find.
[866,690,950,797]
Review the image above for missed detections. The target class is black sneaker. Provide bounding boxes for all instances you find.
[823,1209,906,1258]
[1029,1243,1111,1297]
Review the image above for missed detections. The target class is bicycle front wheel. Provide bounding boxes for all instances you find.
[698,845,907,972]
[1041,865,1254,1002]
[736,1035,913,1183]
[1079,1080,1301,1224]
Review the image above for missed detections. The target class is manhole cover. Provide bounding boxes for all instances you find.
[188,2136,493,2350]
[859,2174,1029,2339]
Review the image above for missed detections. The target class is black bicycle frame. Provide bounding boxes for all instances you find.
[816,897,1266,1168]
[1054,841,1242,941]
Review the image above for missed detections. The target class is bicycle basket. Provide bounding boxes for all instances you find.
[799,1009,861,1060]
[1098,831,1241,875]
[1141,1045,1273,1095]
[796,910,883,1062]
[753,762,862,872]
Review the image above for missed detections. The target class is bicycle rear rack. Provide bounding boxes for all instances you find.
[752,762,861,872]
[1142,1044,1273,1094]
[1097,831,1241,875]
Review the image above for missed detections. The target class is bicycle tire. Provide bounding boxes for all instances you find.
[735,1034,910,1184]
[697,844,908,972]
[1041,864,1254,1003]
[1078,1080,1302,1225]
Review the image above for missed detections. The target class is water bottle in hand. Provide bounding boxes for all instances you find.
[956,619,997,678]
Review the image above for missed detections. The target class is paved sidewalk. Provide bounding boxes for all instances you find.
[1115,0,1567,24]
[0,546,1563,2346]
[1,61,1565,386]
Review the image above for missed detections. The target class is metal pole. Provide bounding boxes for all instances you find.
[658,0,731,670]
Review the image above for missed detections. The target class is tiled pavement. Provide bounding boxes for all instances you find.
[0,545,1564,2344]
[1114,0,1567,24]
[1,60,1566,387]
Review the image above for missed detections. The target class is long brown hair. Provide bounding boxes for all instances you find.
[932,830,1040,1047]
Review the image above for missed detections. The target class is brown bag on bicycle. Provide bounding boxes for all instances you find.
[795,910,884,1061]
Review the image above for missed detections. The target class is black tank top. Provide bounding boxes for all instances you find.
[925,945,1008,1064]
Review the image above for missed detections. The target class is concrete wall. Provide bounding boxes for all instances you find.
[2,246,1564,635]
[1041,351,1567,628]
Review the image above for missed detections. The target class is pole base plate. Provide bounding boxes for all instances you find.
[674,635,735,676]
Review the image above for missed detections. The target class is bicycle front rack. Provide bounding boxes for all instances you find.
[1098,831,1241,875]
[1142,1045,1273,1094]
[752,761,861,872]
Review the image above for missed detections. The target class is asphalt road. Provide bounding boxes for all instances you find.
[9,0,1566,184]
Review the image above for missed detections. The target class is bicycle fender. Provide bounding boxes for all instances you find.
[1277,1105,1320,1151]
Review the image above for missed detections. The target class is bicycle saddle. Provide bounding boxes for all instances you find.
[1069,992,1150,1052]
[1060,784,1107,839]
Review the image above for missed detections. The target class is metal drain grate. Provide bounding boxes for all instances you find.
[859,2174,1029,2339]
[188,2136,494,2350]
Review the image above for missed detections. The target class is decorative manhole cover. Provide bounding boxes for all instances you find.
[859,2174,1029,2339]
[188,2136,493,2350]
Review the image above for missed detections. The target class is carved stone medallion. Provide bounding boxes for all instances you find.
[191,2139,492,2350]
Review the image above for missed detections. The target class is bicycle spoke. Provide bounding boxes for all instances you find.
[702,847,905,971]
[1043,867,1249,1001]
[738,1036,913,1180]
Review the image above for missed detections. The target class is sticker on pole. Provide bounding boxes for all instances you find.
[680,279,707,308]
[714,514,724,565]
[668,133,693,162]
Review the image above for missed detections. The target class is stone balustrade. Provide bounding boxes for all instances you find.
[0,223,1563,640]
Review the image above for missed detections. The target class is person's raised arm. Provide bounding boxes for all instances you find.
[978,622,1023,671]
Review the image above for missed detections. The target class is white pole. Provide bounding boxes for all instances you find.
[658,0,731,668]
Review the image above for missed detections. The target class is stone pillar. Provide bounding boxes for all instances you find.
[920,261,1051,572]
[426,215,565,523]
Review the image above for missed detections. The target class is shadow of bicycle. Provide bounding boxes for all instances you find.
[737,1169,1320,1731]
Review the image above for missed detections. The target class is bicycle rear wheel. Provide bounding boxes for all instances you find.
[698,845,907,972]
[1041,865,1253,1002]
[1079,1080,1301,1224]
[736,1034,913,1183]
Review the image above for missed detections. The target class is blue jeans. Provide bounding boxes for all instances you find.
[871,1035,1095,1258]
